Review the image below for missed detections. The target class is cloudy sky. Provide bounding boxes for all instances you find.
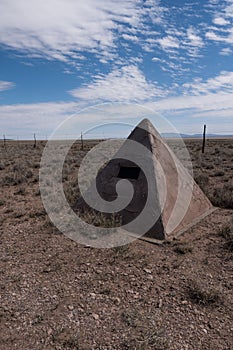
[0,0,233,138]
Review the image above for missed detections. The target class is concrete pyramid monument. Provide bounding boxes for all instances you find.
[75,119,215,242]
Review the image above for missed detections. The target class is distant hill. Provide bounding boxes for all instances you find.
[162,133,233,139]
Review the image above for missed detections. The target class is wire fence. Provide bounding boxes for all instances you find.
[1,130,232,156]
[1,130,233,142]
[0,132,112,142]
[0,132,117,151]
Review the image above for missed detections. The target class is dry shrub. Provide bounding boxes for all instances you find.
[121,310,170,350]
[63,179,80,207]
[112,244,130,257]
[1,161,34,186]
[218,222,233,252]
[14,186,26,195]
[173,242,193,255]
[194,173,209,192]
[213,170,225,177]
[186,279,222,306]
[211,184,233,209]
[78,210,122,228]
[0,162,5,170]
[1,172,25,186]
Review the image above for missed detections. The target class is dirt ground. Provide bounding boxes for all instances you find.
[0,138,232,350]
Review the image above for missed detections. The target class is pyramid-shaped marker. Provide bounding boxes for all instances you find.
[75,119,215,242]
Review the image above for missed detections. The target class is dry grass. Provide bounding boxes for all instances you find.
[218,221,233,252]
[186,279,222,306]
[0,138,232,350]
[186,138,233,209]
[173,242,193,255]
[211,184,233,209]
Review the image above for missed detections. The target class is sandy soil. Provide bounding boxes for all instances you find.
[0,138,232,350]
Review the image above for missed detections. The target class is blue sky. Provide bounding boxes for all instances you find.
[0,0,233,138]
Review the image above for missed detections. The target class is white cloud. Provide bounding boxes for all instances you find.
[220,47,233,55]
[206,0,233,45]
[206,31,222,41]
[186,27,204,47]
[1,90,233,137]
[0,81,15,92]
[213,17,230,26]
[182,71,233,95]
[129,57,143,64]
[179,27,204,58]
[225,1,233,18]
[1,1,233,136]
[149,91,233,134]
[0,101,81,138]
[122,34,139,42]
[1,68,233,137]
[69,65,166,102]
[0,0,163,64]
[157,36,180,50]
[151,92,233,114]
[152,57,161,62]
[206,28,233,44]
[0,0,223,73]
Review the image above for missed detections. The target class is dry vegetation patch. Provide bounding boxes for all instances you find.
[186,279,222,306]
[218,220,233,252]
[186,138,233,209]
[0,139,232,349]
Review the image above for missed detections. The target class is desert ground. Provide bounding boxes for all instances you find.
[0,138,232,350]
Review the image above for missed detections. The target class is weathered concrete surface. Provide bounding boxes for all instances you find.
[75,119,214,241]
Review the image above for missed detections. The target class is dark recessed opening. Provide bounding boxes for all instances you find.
[117,166,141,180]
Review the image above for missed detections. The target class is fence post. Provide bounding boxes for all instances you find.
[3,134,6,149]
[81,132,84,150]
[202,124,206,154]
[33,133,37,148]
